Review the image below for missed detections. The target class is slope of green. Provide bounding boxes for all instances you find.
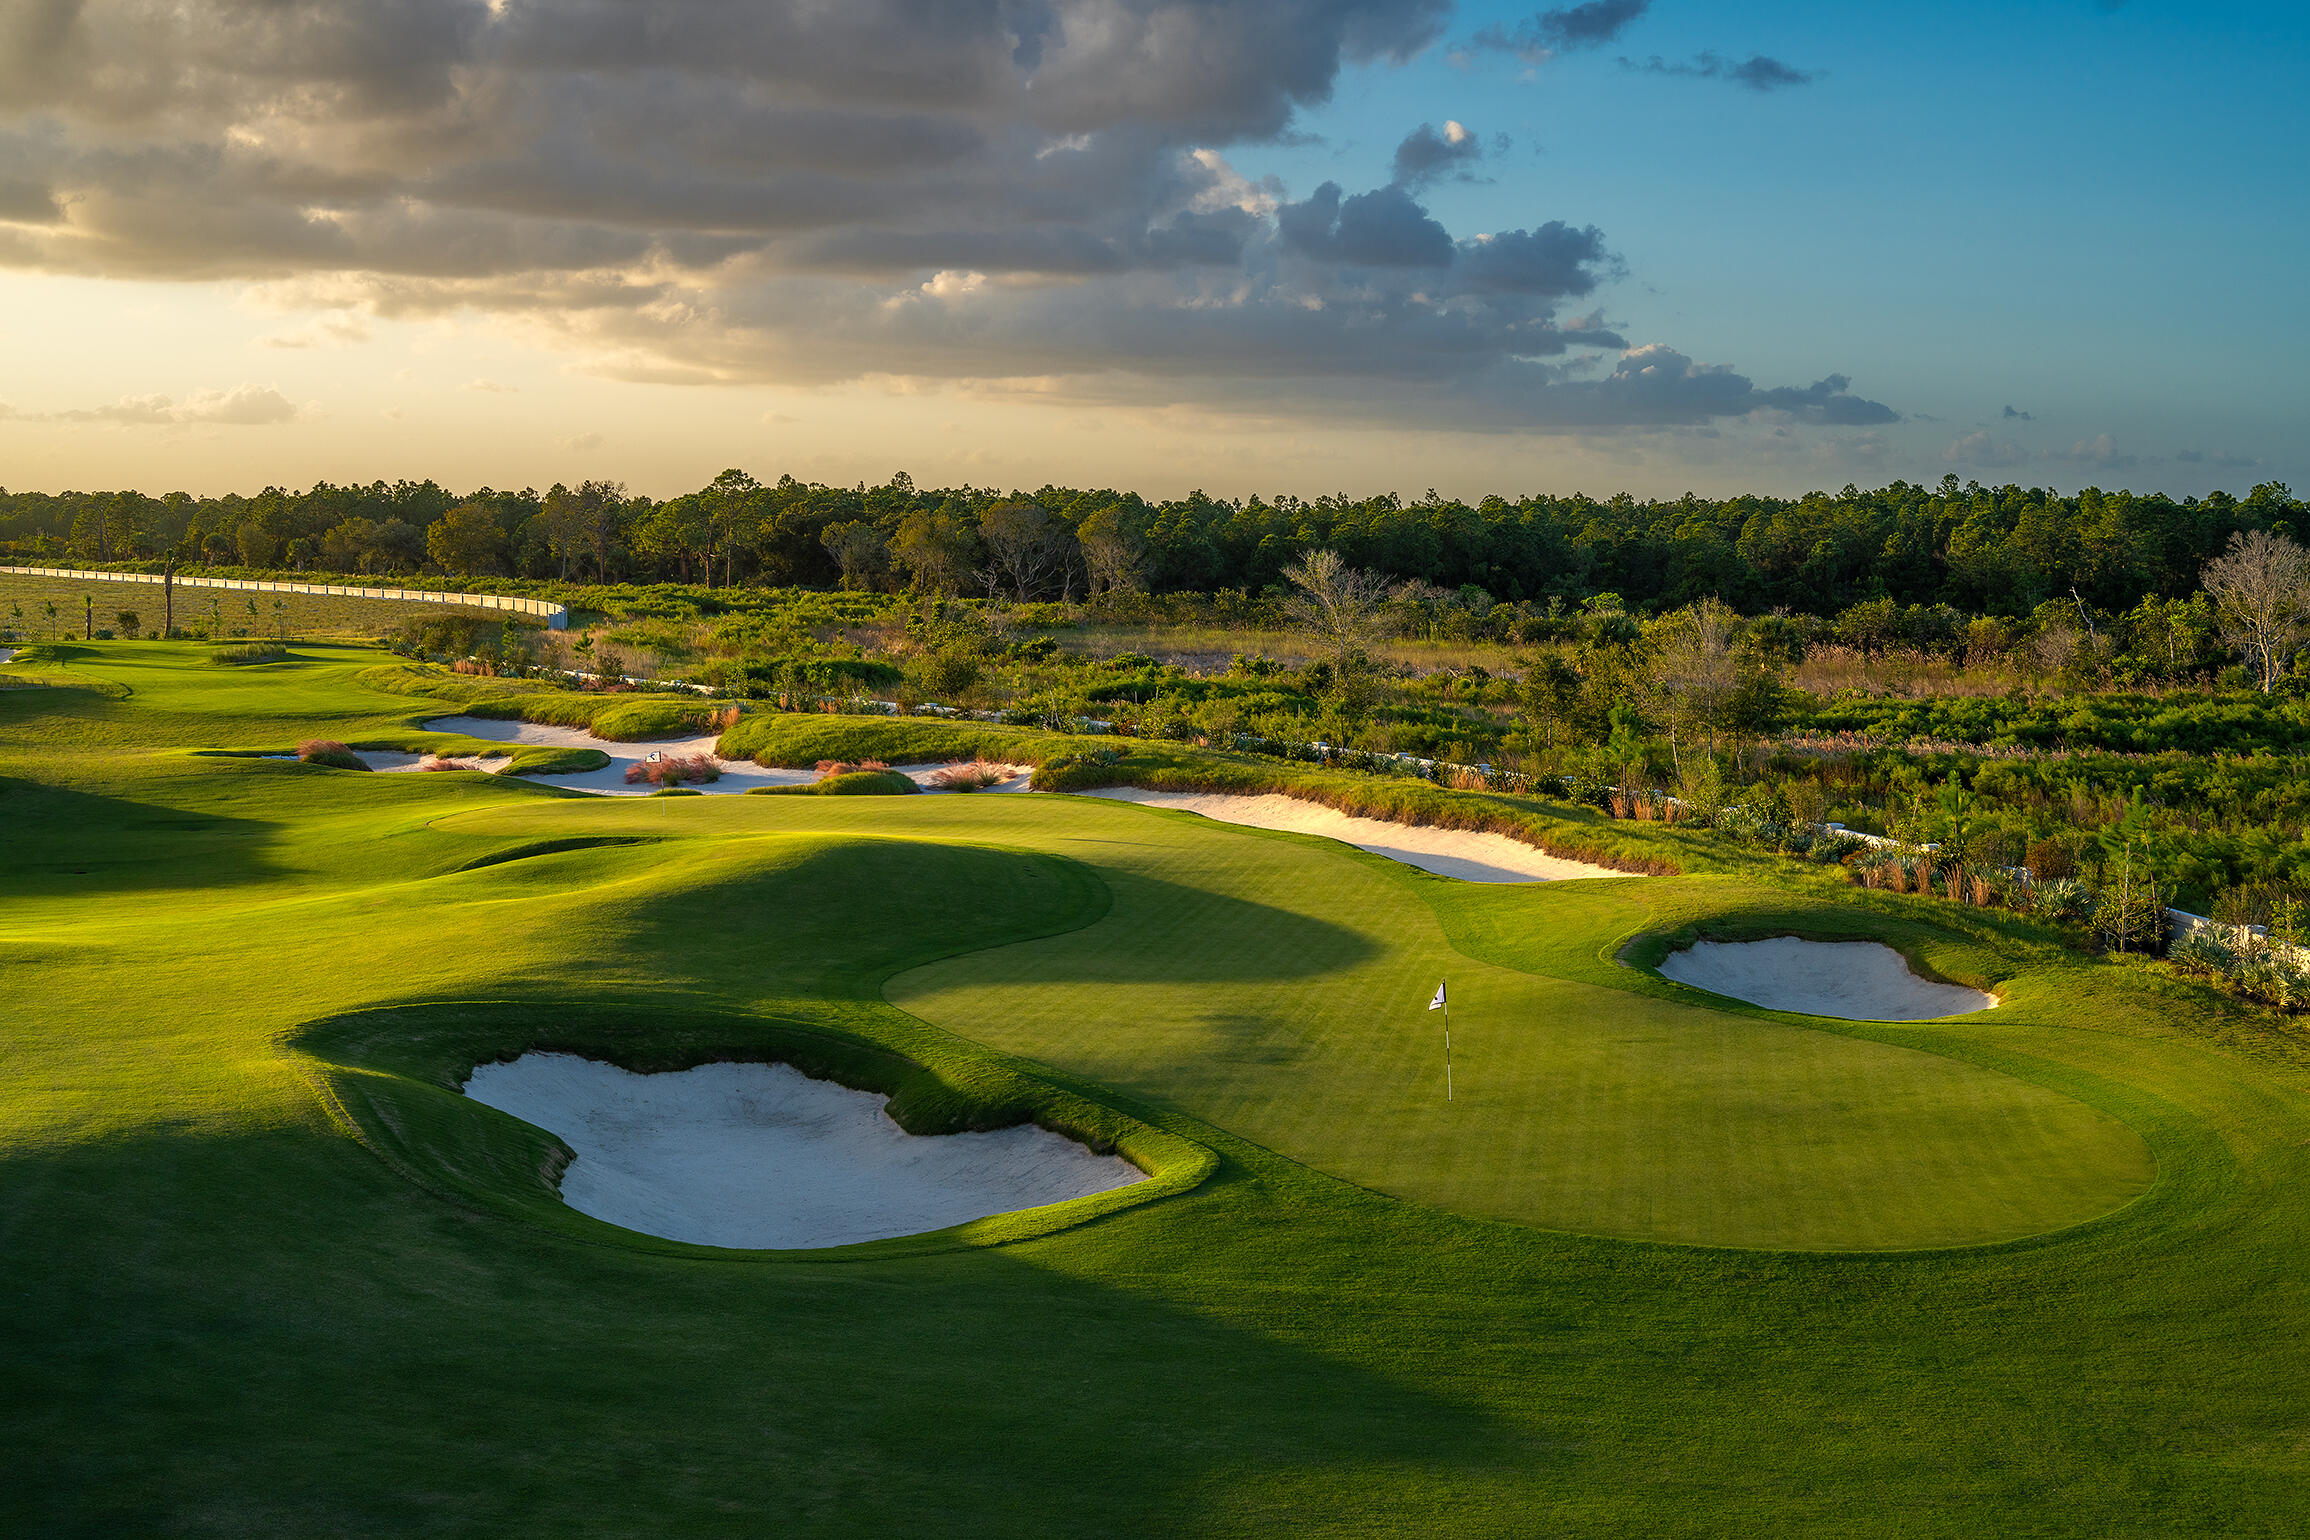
[3,639,2309,1537]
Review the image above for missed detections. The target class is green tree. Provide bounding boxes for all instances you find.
[425,502,508,577]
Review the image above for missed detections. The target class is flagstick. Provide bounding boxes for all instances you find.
[1444,997,1453,1102]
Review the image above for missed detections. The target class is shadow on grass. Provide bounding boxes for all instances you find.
[0,774,293,896]
[0,1108,1527,1538]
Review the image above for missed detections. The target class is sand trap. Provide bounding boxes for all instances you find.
[1659,938,1996,1020]
[463,1052,1144,1249]
[364,750,511,774]
[422,715,812,795]
[1078,787,1627,883]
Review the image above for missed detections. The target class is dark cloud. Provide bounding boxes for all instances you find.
[2002,403,2033,420]
[1453,223,1612,296]
[1279,183,1455,267]
[1620,51,1819,90]
[1468,0,1649,63]
[0,0,1890,435]
[1391,120,1483,187]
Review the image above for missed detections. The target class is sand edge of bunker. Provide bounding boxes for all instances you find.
[282,998,1217,1262]
[1620,921,2003,1021]
[1655,935,1999,1021]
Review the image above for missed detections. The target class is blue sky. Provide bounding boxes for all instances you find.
[1232,0,2306,489]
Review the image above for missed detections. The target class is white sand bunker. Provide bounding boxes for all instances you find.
[1079,787,1627,883]
[463,1052,1144,1248]
[420,715,813,795]
[1659,937,1997,1021]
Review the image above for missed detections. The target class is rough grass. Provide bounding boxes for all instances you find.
[6,644,2310,1536]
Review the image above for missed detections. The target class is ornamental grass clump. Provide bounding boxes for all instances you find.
[929,759,1015,791]
[814,758,891,779]
[624,752,721,787]
[294,739,369,772]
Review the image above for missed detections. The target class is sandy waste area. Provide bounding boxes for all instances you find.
[463,1052,1144,1249]
[1079,787,1627,883]
[1659,937,1997,1020]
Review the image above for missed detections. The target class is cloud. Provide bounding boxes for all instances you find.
[259,313,372,349]
[1943,430,2032,469]
[559,431,604,450]
[1391,121,1483,187]
[2001,404,2033,421]
[0,0,1889,435]
[2,384,304,426]
[2175,448,2261,471]
[1278,182,1455,267]
[461,378,517,393]
[1469,0,1650,63]
[1620,52,1819,90]
[2054,433,2136,472]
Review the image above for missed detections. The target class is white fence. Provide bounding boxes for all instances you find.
[0,565,568,630]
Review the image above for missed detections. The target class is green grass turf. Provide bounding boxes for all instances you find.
[5,639,2310,1535]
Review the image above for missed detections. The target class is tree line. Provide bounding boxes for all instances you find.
[1,470,2299,621]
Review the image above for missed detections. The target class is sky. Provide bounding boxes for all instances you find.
[0,0,2301,502]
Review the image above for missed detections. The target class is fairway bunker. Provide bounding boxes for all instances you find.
[462,1052,1146,1249]
[1079,787,1627,882]
[1659,937,1997,1021]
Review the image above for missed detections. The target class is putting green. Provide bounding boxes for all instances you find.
[438,793,2153,1250]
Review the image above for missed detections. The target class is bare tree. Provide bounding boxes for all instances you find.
[1650,597,1743,769]
[2203,529,2310,692]
[1077,504,1146,596]
[978,500,1070,600]
[1281,548,1388,665]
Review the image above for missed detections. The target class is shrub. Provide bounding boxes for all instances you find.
[624,752,721,787]
[210,642,287,666]
[294,739,370,772]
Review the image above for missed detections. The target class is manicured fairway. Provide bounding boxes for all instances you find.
[6,641,2310,1537]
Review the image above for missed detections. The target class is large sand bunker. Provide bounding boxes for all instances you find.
[1079,786,1628,882]
[463,1052,1145,1248]
[1659,938,1997,1020]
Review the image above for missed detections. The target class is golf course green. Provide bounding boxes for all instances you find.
[7,641,2309,1536]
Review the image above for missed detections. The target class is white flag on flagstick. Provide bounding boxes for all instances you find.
[1429,981,1447,1011]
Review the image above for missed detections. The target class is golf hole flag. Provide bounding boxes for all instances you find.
[1430,980,1451,1100]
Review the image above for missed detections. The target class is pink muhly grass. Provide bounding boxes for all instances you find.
[929,759,1014,791]
[625,752,722,787]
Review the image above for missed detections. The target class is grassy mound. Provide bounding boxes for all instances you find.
[501,745,612,776]
[748,769,921,796]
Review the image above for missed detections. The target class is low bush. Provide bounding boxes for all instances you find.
[210,642,287,666]
[813,758,890,779]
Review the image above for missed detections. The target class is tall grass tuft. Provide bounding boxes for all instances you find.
[295,739,370,771]
[929,759,1017,791]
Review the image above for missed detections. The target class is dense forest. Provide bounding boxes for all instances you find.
[2,471,2299,621]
